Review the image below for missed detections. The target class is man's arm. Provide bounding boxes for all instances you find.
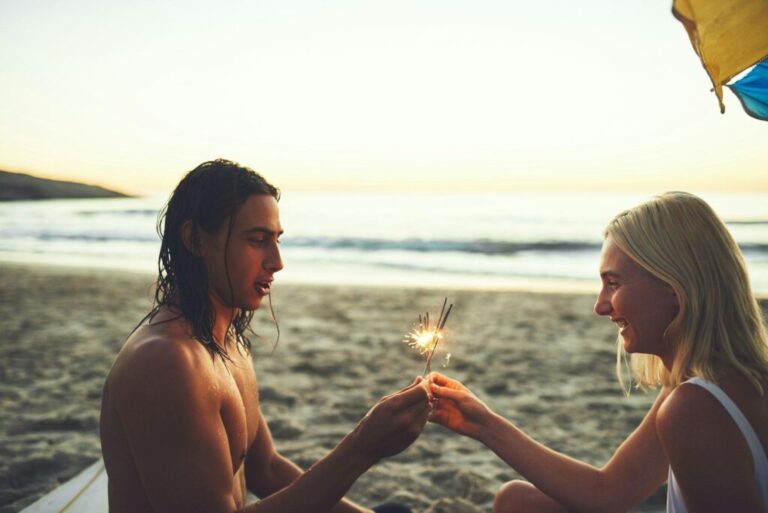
[245,414,371,513]
[238,379,429,513]
[244,413,301,497]
[116,341,429,513]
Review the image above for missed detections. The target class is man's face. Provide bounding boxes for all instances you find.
[199,194,283,311]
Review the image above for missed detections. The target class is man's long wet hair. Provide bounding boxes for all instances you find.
[150,159,280,360]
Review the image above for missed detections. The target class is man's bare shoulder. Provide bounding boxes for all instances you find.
[107,312,217,404]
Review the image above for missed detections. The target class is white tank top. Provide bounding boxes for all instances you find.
[667,377,768,513]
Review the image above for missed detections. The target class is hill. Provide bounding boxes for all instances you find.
[0,170,129,200]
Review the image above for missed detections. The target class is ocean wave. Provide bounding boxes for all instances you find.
[283,237,601,255]
[3,230,768,256]
[75,208,159,217]
[740,243,768,253]
[0,231,158,243]
[283,238,768,255]
[726,220,768,226]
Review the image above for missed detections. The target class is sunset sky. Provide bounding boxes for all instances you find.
[1,0,766,195]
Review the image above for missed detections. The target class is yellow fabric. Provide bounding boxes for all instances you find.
[672,0,768,112]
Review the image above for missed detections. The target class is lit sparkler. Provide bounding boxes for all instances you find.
[404,297,454,377]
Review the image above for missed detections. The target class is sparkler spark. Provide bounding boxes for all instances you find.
[405,328,443,354]
[403,298,453,377]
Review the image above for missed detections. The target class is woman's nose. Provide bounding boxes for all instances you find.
[594,293,612,316]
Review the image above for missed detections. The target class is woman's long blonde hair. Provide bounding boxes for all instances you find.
[605,192,768,393]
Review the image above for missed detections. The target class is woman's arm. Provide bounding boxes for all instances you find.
[429,373,670,513]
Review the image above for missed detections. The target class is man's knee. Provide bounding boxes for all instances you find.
[493,480,537,513]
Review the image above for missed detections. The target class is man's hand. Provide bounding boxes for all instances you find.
[352,378,431,463]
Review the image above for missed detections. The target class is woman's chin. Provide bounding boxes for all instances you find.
[621,335,635,353]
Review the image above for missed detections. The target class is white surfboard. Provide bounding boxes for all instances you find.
[20,459,108,513]
[20,458,260,512]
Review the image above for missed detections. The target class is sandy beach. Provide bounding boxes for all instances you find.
[6,263,756,512]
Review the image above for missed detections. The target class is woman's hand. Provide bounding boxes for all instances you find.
[427,372,494,440]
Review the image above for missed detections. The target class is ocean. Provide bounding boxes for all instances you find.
[1,191,767,295]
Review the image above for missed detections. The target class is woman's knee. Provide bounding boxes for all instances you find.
[493,480,536,513]
[493,480,565,513]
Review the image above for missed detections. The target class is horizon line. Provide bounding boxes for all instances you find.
[4,166,768,196]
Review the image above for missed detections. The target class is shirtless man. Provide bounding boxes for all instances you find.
[100,159,430,513]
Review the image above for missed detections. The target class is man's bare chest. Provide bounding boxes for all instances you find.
[217,357,261,473]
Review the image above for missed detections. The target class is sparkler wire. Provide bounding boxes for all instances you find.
[423,299,453,377]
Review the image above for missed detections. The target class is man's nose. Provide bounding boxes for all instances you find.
[265,244,284,273]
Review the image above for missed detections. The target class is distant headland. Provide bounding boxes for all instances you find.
[0,170,130,201]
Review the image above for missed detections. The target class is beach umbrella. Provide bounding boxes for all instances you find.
[728,61,768,121]
[672,0,768,118]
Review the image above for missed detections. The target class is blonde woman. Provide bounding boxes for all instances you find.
[429,192,768,513]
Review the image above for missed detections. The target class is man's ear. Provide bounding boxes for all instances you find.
[181,220,202,256]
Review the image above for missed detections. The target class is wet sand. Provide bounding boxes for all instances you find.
[0,262,737,512]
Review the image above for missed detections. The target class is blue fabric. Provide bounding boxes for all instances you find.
[372,503,412,513]
[728,60,768,121]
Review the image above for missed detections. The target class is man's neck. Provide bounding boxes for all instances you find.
[209,295,239,350]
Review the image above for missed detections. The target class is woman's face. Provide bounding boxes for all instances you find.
[594,237,679,367]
